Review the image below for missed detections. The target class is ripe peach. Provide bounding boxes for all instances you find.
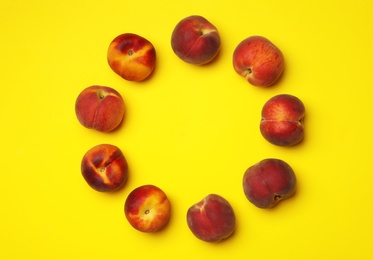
[186,194,235,242]
[75,85,125,132]
[107,33,156,81]
[243,158,296,208]
[124,185,171,232]
[260,94,305,146]
[171,15,221,65]
[81,144,128,192]
[233,36,284,87]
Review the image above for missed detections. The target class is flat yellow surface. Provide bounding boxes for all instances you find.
[1,0,373,259]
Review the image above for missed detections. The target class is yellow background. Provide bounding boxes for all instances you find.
[1,0,372,259]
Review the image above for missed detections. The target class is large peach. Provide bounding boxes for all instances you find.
[260,94,305,146]
[75,85,125,132]
[243,158,296,208]
[124,185,171,232]
[171,15,221,65]
[186,194,235,242]
[233,36,284,87]
[81,144,128,192]
[107,33,156,81]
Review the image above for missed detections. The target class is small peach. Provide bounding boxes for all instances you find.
[186,194,235,242]
[75,85,125,132]
[243,158,296,208]
[81,144,128,192]
[171,15,221,65]
[233,36,284,87]
[107,33,156,81]
[124,185,171,232]
[260,94,305,146]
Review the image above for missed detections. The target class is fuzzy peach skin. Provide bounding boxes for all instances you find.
[243,158,296,208]
[81,144,128,192]
[233,36,284,87]
[124,185,171,232]
[260,94,305,146]
[186,194,235,242]
[107,33,156,81]
[171,15,221,65]
[75,85,125,132]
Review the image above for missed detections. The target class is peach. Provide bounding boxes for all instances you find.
[75,85,125,132]
[107,33,156,81]
[171,15,221,65]
[186,194,235,242]
[81,144,128,192]
[243,158,296,208]
[233,36,284,87]
[124,185,171,232]
[260,94,305,146]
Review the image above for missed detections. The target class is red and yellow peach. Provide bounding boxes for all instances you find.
[233,36,284,87]
[81,144,128,192]
[124,185,171,232]
[107,33,156,81]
